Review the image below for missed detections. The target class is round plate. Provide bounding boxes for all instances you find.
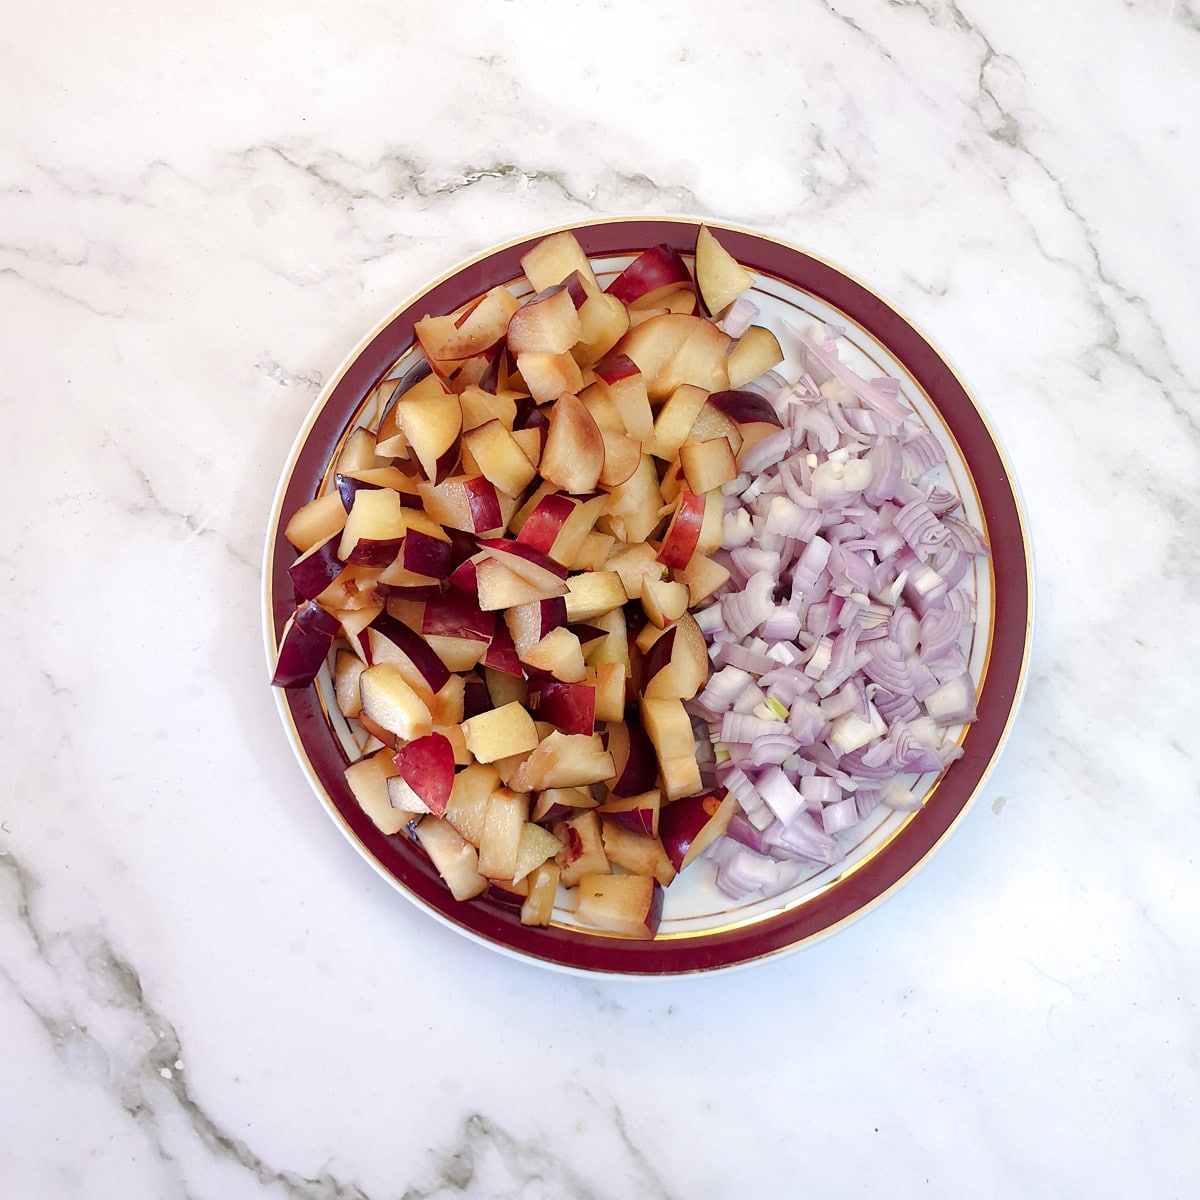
[263,217,1033,977]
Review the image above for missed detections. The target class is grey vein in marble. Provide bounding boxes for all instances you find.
[257,141,709,217]
[254,352,326,393]
[967,13,1197,439]
[400,1113,605,1200]
[92,430,258,571]
[1,850,681,1200]
[816,0,897,57]
[1171,0,1200,35]
[815,0,1199,447]
[1,851,377,1200]
[399,1103,680,1200]
[0,262,129,321]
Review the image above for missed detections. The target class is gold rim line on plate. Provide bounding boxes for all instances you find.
[261,217,1035,965]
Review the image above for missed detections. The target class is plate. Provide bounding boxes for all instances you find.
[263,217,1033,976]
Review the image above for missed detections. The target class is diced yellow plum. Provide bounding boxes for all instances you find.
[461,701,540,763]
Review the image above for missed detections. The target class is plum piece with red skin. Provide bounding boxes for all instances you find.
[656,490,707,570]
[436,286,521,360]
[519,626,587,683]
[640,612,708,701]
[419,475,507,536]
[474,343,505,395]
[512,395,551,436]
[571,287,631,366]
[447,556,478,594]
[516,493,576,554]
[482,619,524,677]
[476,557,569,611]
[421,589,495,643]
[605,243,693,306]
[476,537,570,581]
[390,731,456,817]
[505,596,566,659]
[272,601,341,688]
[726,325,784,389]
[515,350,584,405]
[445,528,482,570]
[529,679,597,736]
[592,353,654,440]
[459,672,492,721]
[394,528,454,581]
[531,786,598,824]
[567,622,606,647]
[561,269,590,308]
[336,424,380,475]
[462,418,537,497]
[592,351,640,385]
[658,787,738,872]
[705,389,784,428]
[511,731,614,792]
[639,696,703,800]
[288,534,347,601]
[641,577,690,628]
[540,595,570,630]
[605,715,660,797]
[335,467,423,512]
[596,790,662,839]
[380,583,441,603]
[640,624,677,688]
[369,610,451,693]
[464,476,504,534]
[678,437,739,495]
[389,373,463,484]
[338,487,409,566]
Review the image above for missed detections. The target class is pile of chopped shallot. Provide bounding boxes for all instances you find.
[689,320,990,900]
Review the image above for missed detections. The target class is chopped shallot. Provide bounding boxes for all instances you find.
[690,324,990,900]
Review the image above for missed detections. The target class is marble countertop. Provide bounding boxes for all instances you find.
[4,1,1197,1196]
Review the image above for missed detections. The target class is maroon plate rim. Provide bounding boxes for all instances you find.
[263,217,1033,976]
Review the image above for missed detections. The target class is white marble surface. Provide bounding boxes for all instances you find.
[3,1,1197,1196]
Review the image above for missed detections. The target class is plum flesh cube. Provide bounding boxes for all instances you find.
[344,749,404,834]
[477,788,529,880]
[600,819,676,887]
[415,816,489,901]
[358,663,434,742]
[574,873,663,940]
[553,809,611,888]
[461,701,540,763]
